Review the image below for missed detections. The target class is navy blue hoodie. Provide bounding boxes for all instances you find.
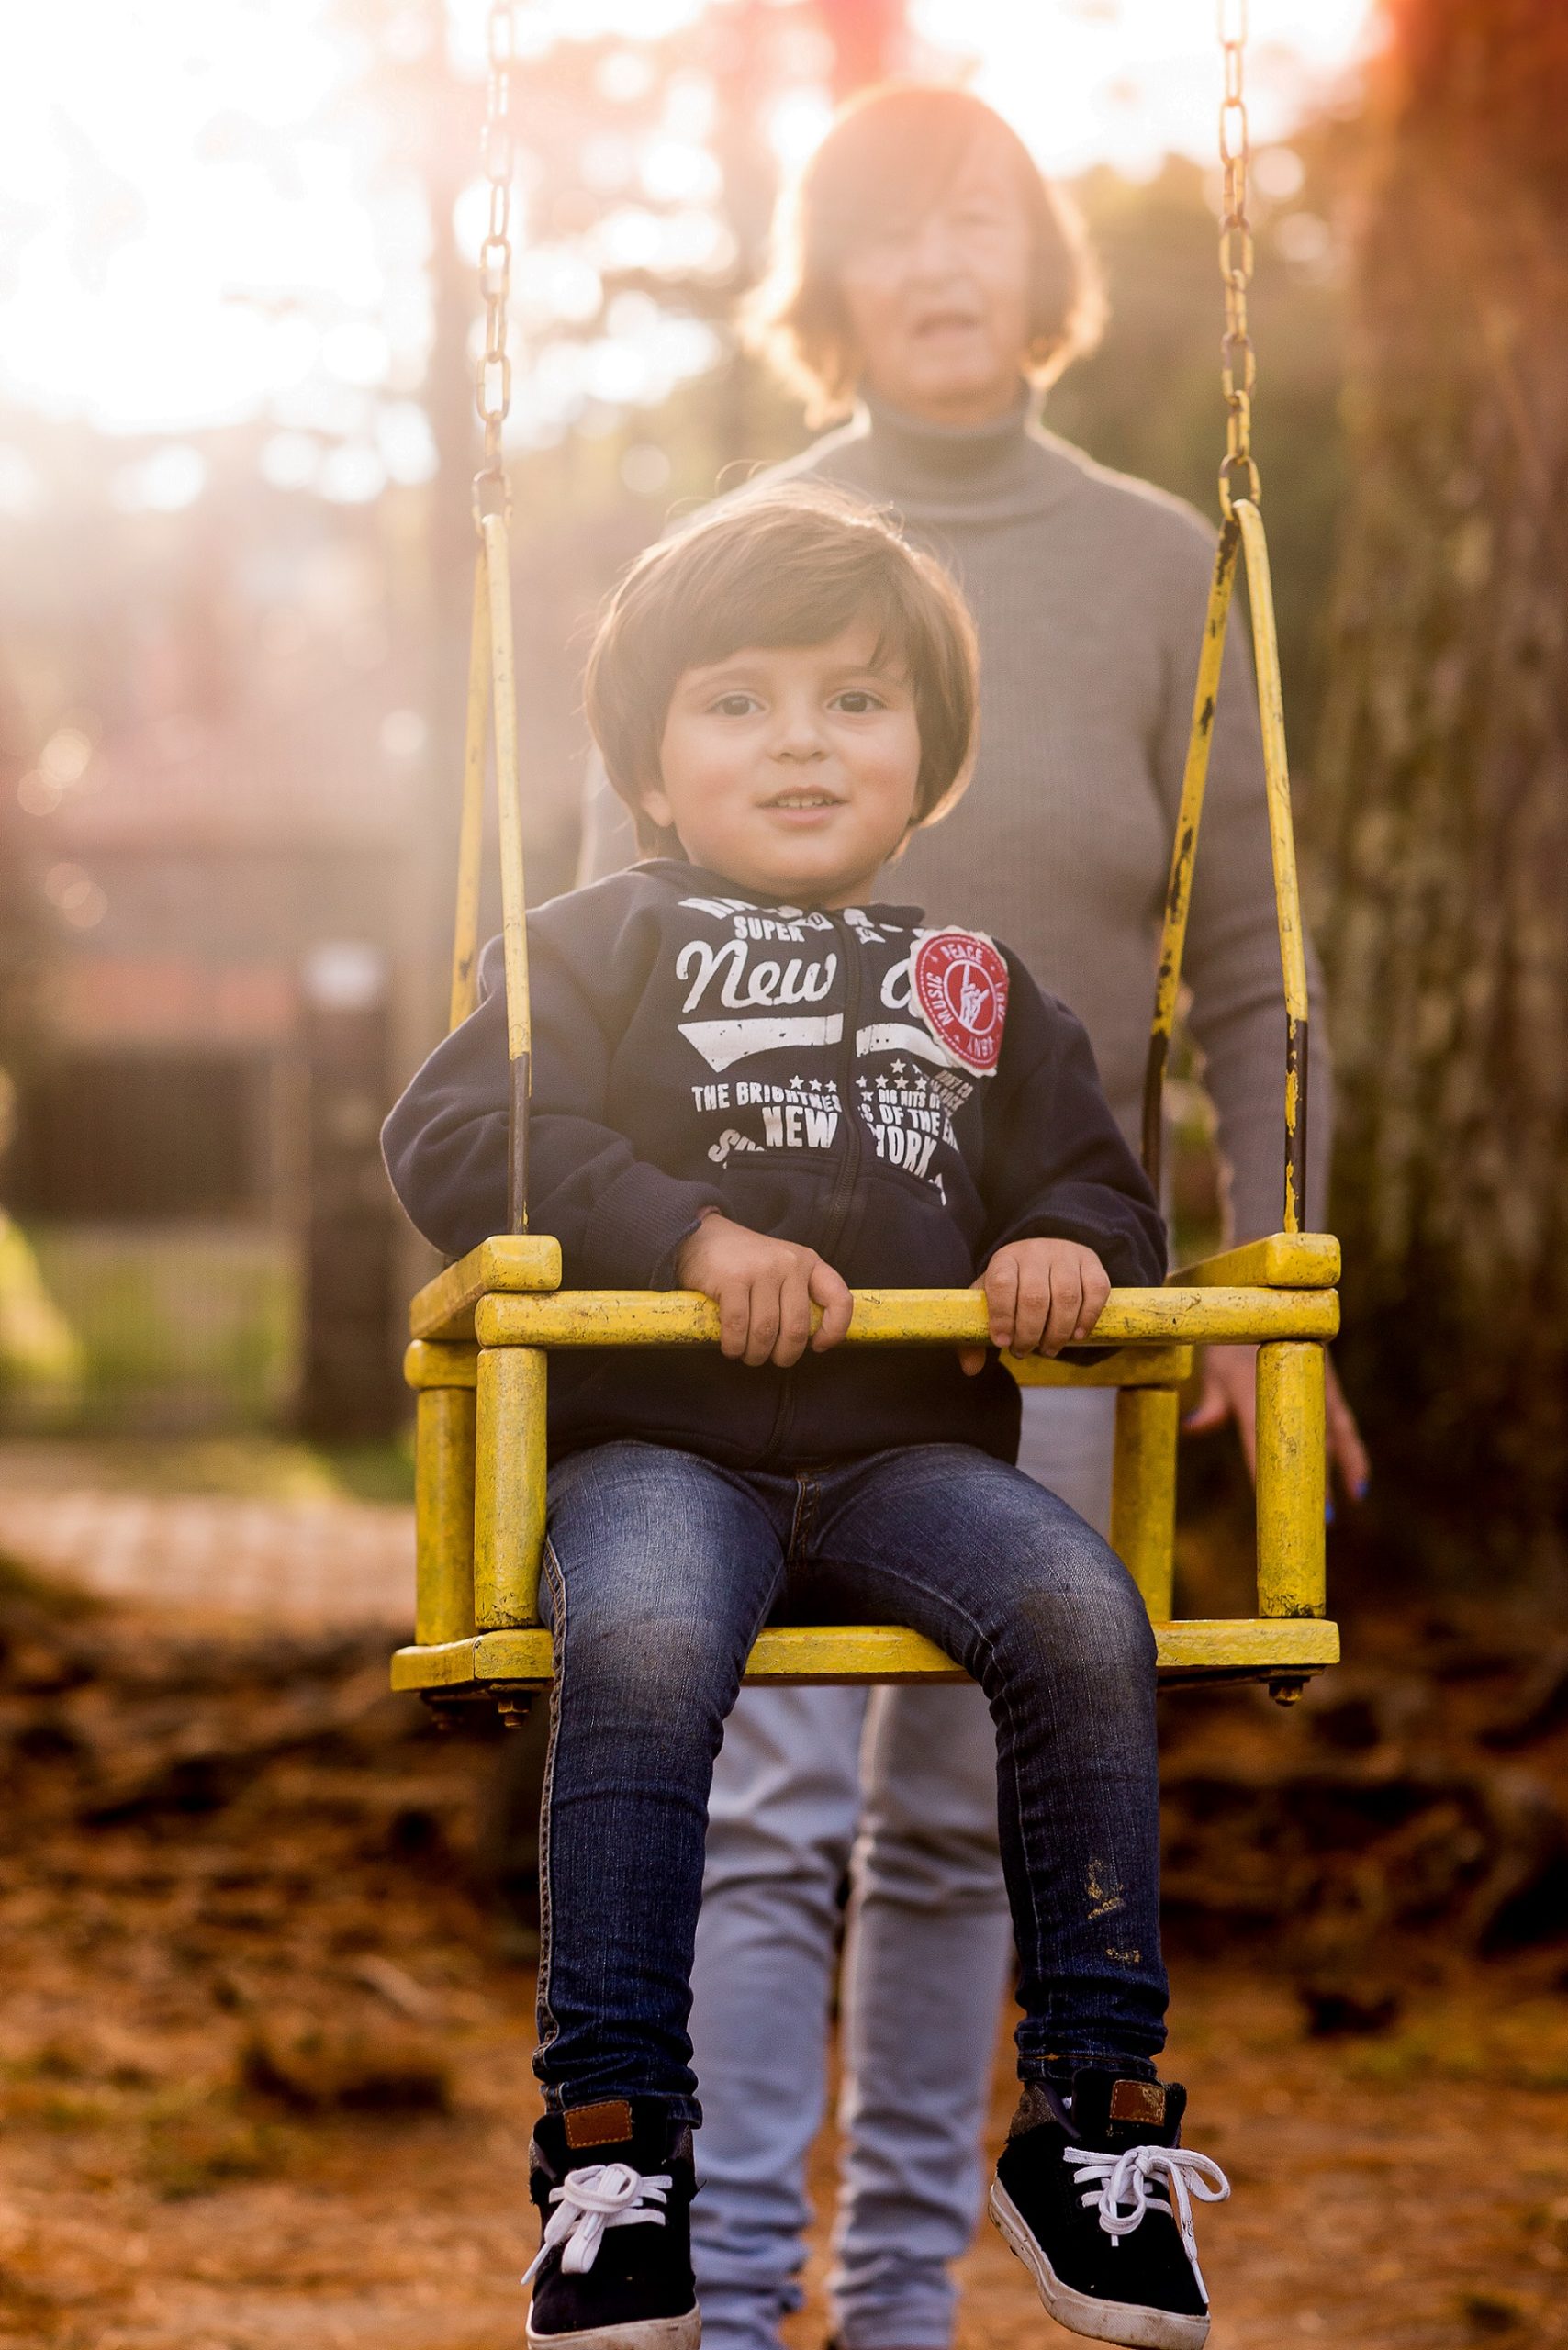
[383,860,1165,1471]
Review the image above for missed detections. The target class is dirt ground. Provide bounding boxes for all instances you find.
[1,1476,1565,2349]
[2,1911,1564,2350]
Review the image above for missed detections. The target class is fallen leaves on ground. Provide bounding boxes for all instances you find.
[0,1567,1565,2344]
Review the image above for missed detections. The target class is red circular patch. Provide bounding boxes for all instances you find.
[912,929,1009,1075]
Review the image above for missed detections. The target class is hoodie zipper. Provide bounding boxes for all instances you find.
[816,910,866,1267]
[762,907,865,1461]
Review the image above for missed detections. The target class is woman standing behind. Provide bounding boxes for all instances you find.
[581,84,1364,2350]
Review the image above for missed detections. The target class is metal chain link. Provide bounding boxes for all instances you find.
[1217,0,1260,514]
[475,0,516,521]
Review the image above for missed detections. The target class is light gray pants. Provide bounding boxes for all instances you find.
[690,1389,1118,2350]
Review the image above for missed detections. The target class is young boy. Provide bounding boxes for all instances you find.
[383,491,1229,2350]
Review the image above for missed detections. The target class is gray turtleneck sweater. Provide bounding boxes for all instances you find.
[580,394,1329,1247]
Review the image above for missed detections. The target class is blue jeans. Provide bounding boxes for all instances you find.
[535,1436,1166,2126]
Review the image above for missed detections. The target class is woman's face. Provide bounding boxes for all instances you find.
[837,141,1034,428]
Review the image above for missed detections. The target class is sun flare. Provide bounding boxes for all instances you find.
[0,0,1374,443]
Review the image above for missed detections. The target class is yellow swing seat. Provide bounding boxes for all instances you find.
[392,1228,1339,1707]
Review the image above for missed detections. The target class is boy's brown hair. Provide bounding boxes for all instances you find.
[585,488,980,857]
[745,84,1103,424]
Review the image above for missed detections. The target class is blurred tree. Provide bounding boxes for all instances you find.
[812,0,906,96]
[1052,140,1353,767]
[1315,0,1568,1567]
[0,659,50,1089]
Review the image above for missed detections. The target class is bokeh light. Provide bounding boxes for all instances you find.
[0,0,1375,440]
[913,0,1376,176]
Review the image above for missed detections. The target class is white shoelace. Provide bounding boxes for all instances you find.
[1063,2143,1231,2302]
[522,2162,672,2287]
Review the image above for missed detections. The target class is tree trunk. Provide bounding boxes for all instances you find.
[1315,0,1568,1567]
[813,0,907,97]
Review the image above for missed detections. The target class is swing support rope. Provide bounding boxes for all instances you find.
[1139,0,1312,1237]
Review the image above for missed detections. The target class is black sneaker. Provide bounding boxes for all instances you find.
[989,2071,1229,2348]
[524,2098,700,2348]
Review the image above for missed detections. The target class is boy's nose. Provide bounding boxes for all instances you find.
[771,715,829,761]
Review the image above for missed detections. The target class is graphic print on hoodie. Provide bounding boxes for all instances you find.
[382,861,1166,1472]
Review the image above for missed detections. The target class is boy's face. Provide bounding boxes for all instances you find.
[645,621,922,908]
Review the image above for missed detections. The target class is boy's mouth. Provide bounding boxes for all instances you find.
[765,789,844,812]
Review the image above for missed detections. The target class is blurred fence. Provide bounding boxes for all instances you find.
[2,1221,297,1435]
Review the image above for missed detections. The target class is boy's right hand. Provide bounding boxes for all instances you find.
[674,1213,854,1368]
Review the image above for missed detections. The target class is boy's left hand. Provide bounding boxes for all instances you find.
[959,1238,1112,1376]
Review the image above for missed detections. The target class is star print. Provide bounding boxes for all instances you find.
[891,1060,906,1076]
[788,1075,803,1089]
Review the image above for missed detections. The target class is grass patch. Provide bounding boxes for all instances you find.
[1347,2001,1568,2095]
[0,1542,98,1613]
[0,1432,414,1505]
[142,2101,297,2199]
[19,1224,298,1432]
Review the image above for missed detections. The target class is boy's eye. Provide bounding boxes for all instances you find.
[832,689,884,715]
[710,692,760,718]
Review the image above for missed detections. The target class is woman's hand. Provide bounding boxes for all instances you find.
[674,1212,854,1368]
[959,1238,1112,1377]
[1183,1342,1370,1504]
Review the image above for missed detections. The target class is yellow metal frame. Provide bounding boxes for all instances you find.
[395,498,1340,1705]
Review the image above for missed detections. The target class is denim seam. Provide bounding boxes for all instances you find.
[533,1531,566,2086]
[534,1478,771,2128]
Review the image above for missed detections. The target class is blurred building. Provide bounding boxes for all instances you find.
[3,552,415,1433]
[0,410,658,1438]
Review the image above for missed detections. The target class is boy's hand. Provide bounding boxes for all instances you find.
[675,1213,854,1368]
[959,1238,1112,1376]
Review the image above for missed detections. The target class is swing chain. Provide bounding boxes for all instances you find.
[475,0,516,522]
[1217,0,1260,516]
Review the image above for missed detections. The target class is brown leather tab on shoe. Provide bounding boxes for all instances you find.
[1109,2078,1168,2128]
[564,2099,634,2150]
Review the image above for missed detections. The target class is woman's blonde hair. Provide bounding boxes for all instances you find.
[744,84,1104,424]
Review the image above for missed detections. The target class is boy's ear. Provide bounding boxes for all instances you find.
[640,778,675,831]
